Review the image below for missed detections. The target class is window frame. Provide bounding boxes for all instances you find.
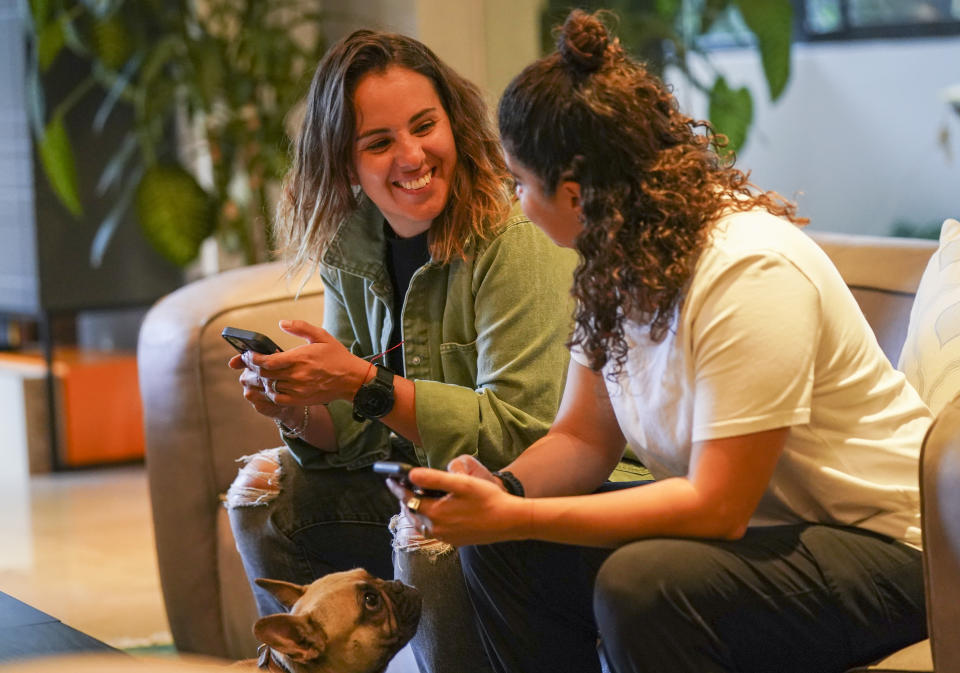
[797,0,960,42]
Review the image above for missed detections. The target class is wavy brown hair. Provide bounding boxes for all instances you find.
[499,9,806,378]
[276,30,511,279]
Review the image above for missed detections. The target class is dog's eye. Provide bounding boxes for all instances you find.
[363,591,382,611]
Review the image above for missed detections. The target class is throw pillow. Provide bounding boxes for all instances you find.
[898,218,960,415]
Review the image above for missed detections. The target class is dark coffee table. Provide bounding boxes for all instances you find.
[0,591,117,663]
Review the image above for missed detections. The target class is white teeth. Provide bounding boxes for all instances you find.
[397,172,432,190]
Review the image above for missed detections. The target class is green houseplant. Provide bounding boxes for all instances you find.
[23,0,331,267]
[541,0,795,153]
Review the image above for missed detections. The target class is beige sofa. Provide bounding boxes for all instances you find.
[138,230,950,667]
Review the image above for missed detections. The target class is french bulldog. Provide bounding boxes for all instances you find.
[239,568,421,673]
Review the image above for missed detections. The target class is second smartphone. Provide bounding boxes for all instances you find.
[372,461,447,498]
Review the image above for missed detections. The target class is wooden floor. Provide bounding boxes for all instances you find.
[0,464,171,649]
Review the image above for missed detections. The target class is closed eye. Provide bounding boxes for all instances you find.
[362,137,391,153]
[413,119,436,135]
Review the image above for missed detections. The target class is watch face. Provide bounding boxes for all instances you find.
[353,365,395,421]
[356,387,393,418]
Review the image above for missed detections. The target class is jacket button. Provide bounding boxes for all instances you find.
[411,355,422,365]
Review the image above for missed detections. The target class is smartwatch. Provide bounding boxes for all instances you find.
[352,365,395,422]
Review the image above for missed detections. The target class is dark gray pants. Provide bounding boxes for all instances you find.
[460,523,926,673]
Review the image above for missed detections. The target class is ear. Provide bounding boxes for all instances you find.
[560,180,582,215]
[255,578,306,610]
[254,614,324,663]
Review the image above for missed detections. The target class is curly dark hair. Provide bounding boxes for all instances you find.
[276,29,511,280]
[498,9,806,378]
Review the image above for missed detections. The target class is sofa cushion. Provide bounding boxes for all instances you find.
[898,218,960,414]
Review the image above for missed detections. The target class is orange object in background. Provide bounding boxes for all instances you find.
[0,348,144,469]
[54,348,145,466]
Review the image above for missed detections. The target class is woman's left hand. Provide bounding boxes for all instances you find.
[384,457,532,546]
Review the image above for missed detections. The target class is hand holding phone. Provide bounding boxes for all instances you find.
[373,461,446,498]
[221,326,283,355]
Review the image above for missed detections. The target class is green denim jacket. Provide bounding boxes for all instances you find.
[284,198,579,471]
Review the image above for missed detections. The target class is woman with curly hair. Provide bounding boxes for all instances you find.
[225,29,580,672]
[388,10,930,673]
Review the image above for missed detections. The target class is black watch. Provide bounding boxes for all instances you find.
[352,365,395,422]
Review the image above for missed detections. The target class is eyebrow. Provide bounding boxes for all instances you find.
[356,108,437,141]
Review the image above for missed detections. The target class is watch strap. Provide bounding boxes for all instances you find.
[492,470,525,497]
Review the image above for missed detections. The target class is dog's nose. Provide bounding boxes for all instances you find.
[383,580,422,621]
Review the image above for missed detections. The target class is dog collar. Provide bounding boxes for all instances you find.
[257,644,294,673]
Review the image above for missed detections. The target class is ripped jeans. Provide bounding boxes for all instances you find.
[225,446,492,673]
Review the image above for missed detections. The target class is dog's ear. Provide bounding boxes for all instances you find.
[254,614,325,663]
[255,577,307,609]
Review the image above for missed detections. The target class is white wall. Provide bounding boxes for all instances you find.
[322,0,542,107]
[670,37,960,236]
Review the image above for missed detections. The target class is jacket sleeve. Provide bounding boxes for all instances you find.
[413,221,578,469]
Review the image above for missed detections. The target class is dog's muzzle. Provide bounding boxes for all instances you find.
[383,579,422,642]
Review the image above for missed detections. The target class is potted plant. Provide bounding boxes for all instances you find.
[23,0,332,268]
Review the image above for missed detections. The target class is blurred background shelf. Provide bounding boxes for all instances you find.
[0,348,144,474]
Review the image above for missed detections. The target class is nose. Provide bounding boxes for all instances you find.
[395,134,425,170]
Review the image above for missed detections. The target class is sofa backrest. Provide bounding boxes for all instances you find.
[808,230,937,364]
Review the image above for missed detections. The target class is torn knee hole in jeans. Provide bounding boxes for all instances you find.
[224,447,285,508]
[389,514,456,560]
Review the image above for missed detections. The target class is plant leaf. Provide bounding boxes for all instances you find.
[96,130,138,194]
[702,0,734,34]
[136,164,216,266]
[59,12,89,56]
[38,115,84,217]
[708,76,753,154]
[654,0,681,18]
[29,0,51,27]
[92,14,135,70]
[25,63,46,138]
[93,50,143,131]
[91,164,142,267]
[139,33,183,89]
[735,0,793,100]
[36,18,65,71]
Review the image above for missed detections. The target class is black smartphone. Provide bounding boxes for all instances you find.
[372,461,446,498]
[221,326,284,355]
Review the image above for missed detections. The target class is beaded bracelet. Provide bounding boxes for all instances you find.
[275,406,309,439]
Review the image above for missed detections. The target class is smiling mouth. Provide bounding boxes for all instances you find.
[395,169,434,191]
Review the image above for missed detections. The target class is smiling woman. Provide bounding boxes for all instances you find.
[221,28,580,673]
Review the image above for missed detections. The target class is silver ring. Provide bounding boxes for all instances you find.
[269,379,279,395]
[420,522,429,536]
[406,496,421,513]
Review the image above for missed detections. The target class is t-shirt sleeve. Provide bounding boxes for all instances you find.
[690,251,821,442]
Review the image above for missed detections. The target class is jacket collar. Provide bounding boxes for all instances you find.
[321,197,391,280]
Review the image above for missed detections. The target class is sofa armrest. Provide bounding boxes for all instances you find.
[137,261,323,657]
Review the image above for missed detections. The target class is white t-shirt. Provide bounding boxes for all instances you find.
[573,210,931,548]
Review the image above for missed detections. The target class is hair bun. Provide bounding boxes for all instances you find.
[557,9,609,73]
